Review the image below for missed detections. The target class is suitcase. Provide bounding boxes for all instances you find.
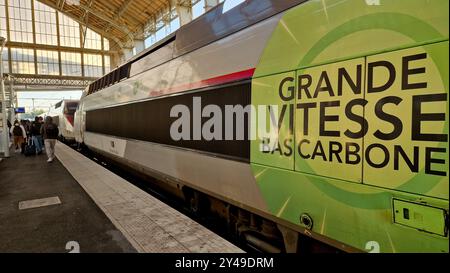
[20,142,26,154]
[24,139,36,157]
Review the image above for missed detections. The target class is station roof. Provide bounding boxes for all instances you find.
[37,0,171,50]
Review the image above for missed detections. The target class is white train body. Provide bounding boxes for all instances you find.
[72,0,299,214]
[48,99,79,141]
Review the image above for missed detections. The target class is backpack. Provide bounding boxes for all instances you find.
[32,122,42,135]
[45,123,58,138]
[13,125,22,137]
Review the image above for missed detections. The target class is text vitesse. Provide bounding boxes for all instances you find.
[262,52,447,177]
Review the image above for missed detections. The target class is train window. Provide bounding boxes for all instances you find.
[119,66,124,80]
[106,73,110,87]
[109,72,114,85]
[101,76,106,89]
[97,78,102,90]
[112,70,117,84]
[54,101,62,109]
[93,80,98,93]
[65,102,79,115]
[119,64,130,81]
[114,71,118,84]
[86,81,251,160]
[86,63,130,96]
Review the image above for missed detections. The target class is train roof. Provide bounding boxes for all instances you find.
[129,0,306,64]
[53,99,79,108]
[87,0,306,95]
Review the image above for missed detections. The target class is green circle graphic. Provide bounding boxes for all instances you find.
[300,12,448,209]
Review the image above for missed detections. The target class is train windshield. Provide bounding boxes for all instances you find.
[65,102,79,115]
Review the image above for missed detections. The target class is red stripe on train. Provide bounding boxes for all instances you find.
[65,115,74,126]
[149,68,256,97]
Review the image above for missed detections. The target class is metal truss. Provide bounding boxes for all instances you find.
[4,74,95,90]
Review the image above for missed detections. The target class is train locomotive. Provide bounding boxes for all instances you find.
[73,0,449,253]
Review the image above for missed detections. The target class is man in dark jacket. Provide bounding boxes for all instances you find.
[41,116,59,163]
[31,117,44,155]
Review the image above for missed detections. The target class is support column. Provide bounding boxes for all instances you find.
[7,75,15,122]
[0,37,10,157]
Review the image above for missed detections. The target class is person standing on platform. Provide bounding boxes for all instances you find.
[37,117,44,147]
[20,120,30,154]
[31,117,44,155]
[41,116,59,163]
[25,120,32,138]
[7,119,12,138]
[10,120,27,153]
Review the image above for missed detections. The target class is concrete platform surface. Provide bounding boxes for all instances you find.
[55,142,244,253]
[0,148,136,253]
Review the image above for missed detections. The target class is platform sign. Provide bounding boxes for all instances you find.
[15,107,25,113]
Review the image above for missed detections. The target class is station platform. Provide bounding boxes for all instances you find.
[0,142,243,253]
[0,145,135,253]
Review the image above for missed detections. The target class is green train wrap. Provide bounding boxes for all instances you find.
[251,0,449,253]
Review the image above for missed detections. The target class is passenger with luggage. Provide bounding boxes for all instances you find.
[20,120,30,154]
[25,120,32,139]
[10,120,27,153]
[31,116,44,155]
[23,137,36,157]
[41,116,59,163]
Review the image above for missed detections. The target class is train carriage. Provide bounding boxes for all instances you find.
[74,0,449,253]
[48,99,79,142]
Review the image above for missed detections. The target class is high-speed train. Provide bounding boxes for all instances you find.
[74,0,449,253]
[48,99,79,142]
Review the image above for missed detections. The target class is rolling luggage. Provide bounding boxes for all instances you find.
[24,139,36,157]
